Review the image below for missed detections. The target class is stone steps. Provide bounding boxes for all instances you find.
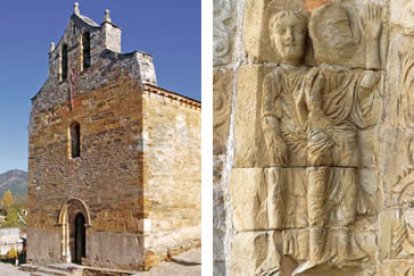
[82,266,138,276]
[20,263,138,276]
[46,263,83,275]
[20,264,82,276]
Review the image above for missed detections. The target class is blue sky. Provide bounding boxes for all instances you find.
[0,1,200,173]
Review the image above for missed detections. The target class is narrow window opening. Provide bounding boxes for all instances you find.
[61,44,68,81]
[70,122,81,158]
[82,32,91,70]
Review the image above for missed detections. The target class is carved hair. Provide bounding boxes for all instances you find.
[269,10,308,36]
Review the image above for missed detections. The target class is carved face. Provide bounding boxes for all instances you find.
[270,13,307,65]
[309,4,357,65]
[321,18,354,50]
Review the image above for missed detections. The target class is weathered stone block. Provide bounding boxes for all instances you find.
[88,232,144,270]
[231,231,281,275]
[380,260,414,276]
[231,167,357,232]
[231,168,268,231]
[233,65,264,168]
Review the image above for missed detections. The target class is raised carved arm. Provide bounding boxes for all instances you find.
[302,70,334,129]
[351,70,381,129]
[361,3,382,69]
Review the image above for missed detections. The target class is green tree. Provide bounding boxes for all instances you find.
[4,208,20,227]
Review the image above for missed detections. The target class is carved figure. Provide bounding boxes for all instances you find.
[262,11,308,167]
[300,3,382,264]
[261,3,382,271]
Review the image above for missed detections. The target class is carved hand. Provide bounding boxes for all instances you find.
[363,3,382,40]
[305,72,324,113]
[361,3,382,69]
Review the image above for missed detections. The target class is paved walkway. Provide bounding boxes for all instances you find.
[0,248,201,276]
[0,263,29,276]
[140,248,201,276]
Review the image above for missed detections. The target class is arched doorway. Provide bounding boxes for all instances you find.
[57,198,91,264]
[73,213,86,264]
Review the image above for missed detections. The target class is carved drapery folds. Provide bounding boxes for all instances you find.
[230,1,384,274]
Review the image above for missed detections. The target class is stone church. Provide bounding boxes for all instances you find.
[27,3,200,271]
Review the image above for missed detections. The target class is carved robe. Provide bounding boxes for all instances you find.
[298,66,381,167]
[261,65,381,229]
[262,66,308,167]
[262,66,380,167]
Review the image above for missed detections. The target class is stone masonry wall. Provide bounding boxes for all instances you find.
[28,77,145,269]
[142,86,201,263]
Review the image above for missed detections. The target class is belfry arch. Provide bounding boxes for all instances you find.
[57,198,91,264]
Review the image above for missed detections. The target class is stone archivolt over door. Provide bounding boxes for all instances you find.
[57,198,91,265]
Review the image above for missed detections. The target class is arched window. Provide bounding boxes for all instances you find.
[61,44,68,81]
[70,122,81,158]
[82,32,91,70]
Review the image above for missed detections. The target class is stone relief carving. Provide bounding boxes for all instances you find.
[381,261,414,276]
[213,68,234,273]
[230,2,385,275]
[391,0,414,34]
[390,166,414,207]
[399,45,414,128]
[213,69,234,179]
[380,208,414,261]
[212,0,414,275]
[214,0,235,66]
[388,133,414,207]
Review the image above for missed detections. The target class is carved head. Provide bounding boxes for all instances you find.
[269,11,308,65]
[309,4,357,65]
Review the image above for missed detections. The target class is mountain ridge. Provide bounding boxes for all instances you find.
[0,169,28,199]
